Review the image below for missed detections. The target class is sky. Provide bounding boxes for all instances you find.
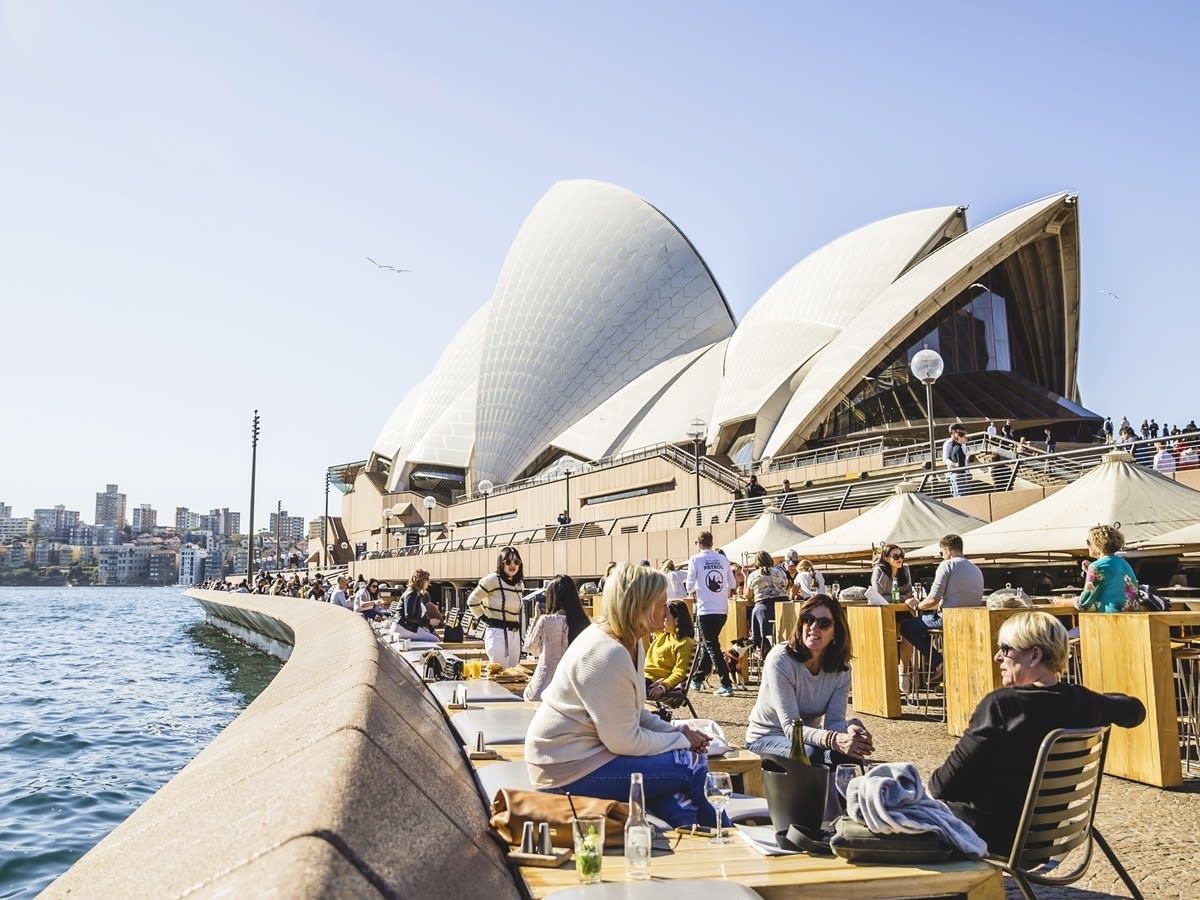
[2,1,1197,526]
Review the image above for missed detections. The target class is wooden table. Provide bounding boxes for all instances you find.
[1079,610,1200,787]
[720,598,750,648]
[843,604,911,719]
[518,828,1003,899]
[943,607,1078,736]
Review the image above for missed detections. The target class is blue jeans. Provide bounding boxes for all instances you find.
[899,612,943,668]
[751,600,777,652]
[546,749,725,828]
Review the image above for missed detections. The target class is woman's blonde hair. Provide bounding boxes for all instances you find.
[661,559,677,572]
[1087,525,1125,557]
[599,562,666,643]
[998,611,1068,674]
[799,559,815,574]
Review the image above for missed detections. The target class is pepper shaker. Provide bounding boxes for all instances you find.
[538,821,552,855]
[520,821,535,854]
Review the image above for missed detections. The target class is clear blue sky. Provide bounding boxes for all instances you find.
[2,1,1196,525]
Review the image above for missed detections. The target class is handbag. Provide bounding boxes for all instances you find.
[670,718,731,756]
[829,815,959,864]
[760,753,829,836]
[489,787,629,849]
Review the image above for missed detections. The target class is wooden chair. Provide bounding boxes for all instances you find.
[985,725,1142,900]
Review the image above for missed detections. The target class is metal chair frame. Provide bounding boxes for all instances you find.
[649,644,703,719]
[985,725,1142,900]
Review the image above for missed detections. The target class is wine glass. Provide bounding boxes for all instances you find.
[835,764,859,806]
[704,771,733,844]
[830,582,841,600]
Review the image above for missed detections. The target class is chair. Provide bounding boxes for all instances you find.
[648,645,702,719]
[984,725,1142,900]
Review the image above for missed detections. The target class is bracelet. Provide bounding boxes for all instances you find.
[823,730,836,750]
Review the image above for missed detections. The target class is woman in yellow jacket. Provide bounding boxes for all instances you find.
[644,600,697,700]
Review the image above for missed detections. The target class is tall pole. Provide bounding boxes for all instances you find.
[323,469,330,569]
[247,410,259,584]
[565,470,571,518]
[275,499,282,572]
[693,436,702,527]
[926,382,936,471]
[478,480,493,544]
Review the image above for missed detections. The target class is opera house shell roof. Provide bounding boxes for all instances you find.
[372,179,1094,493]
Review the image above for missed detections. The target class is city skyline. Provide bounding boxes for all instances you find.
[3,2,1199,520]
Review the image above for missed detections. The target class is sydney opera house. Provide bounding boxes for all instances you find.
[331,180,1102,585]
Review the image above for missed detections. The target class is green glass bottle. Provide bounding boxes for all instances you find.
[789,719,811,764]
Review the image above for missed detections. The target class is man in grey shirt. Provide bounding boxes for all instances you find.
[899,533,984,675]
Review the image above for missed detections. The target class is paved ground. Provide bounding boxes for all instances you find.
[687,683,1200,900]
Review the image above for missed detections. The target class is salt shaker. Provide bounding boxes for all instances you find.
[520,821,536,853]
[538,822,552,855]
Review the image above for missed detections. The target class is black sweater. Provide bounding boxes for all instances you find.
[929,681,1145,855]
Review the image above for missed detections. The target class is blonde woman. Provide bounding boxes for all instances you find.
[524,563,723,828]
[1075,525,1138,613]
[794,559,826,600]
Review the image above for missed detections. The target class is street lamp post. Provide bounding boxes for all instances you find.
[910,347,945,472]
[564,469,571,522]
[478,480,494,544]
[275,499,282,572]
[247,410,260,584]
[687,418,707,527]
[423,495,437,547]
[383,505,394,551]
[323,469,331,569]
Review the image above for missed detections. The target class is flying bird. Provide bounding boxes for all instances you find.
[366,256,410,273]
[1099,290,1120,301]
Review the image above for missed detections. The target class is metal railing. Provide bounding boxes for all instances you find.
[362,431,1200,564]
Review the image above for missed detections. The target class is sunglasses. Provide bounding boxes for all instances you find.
[800,614,834,631]
[997,643,1023,657]
[889,553,905,560]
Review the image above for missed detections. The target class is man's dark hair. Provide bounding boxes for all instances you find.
[939,533,964,554]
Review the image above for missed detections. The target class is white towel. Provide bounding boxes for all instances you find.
[846,762,987,859]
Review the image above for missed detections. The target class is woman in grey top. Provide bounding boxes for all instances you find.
[746,594,873,763]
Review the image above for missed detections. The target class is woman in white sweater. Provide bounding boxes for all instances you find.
[524,563,723,828]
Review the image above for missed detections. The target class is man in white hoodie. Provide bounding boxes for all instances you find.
[685,531,736,696]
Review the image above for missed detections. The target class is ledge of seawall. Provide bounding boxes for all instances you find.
[44,590,522,899]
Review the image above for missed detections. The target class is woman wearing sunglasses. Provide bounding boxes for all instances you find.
[745,594,874,763]
[874,543,916,689]
[930,611,1144,855]
[467,547,525,667]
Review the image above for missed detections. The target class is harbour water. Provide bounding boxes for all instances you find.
[0,586,282,898]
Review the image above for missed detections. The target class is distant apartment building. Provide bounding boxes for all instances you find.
[131,504,157,534]
[97,545,151,584]
[33,542,57,567]
[175,507,202,530]
[34,506,80,541]
[0,501,11,519]
[95,484,127,529]
[0,517,33,541]
[269,510,306,543]
[58,545,83,566]
[68,523,95,546]
[3,543,30,569]
[307,516,328,542]
[178,545,207,585]
[93,524,120,546]
[199,508,240,537]
[147,550,178,586]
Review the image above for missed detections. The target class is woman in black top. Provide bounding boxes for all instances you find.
[930,611,1144,855]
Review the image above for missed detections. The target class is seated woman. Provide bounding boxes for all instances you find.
[525,563,723,828]
[523,575,576,701]
[873,543,917,688]
[353,578,386,620]
[644,600,697,701]
[745,594,874,763]
[794,559,826,601]
[930,610,1145,856]
[1075,525,1138,613]
[395,569,440,641]
[744,550,790,656]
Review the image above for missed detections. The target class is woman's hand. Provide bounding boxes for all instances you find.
[834,723,874,758]
[646,681,666,701]
[678,724,711,754]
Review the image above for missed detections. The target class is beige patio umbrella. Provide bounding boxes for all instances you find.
[780,483,986,563]
[1132,520,1200,554]
[909,451,1200,561]
[719,505,813,565]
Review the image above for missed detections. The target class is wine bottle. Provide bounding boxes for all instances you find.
[789,719,811,764]
[625,772,652,879]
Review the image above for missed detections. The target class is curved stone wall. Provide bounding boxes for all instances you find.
[46,591,521,899]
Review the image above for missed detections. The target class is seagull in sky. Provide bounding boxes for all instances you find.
[1099,290,1120,301]
[366,256,410,273]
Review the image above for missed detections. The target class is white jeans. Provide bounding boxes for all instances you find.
[484,627,521,668]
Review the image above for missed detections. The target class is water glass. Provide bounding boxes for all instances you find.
[572,816,605,883]
[704,771,733,844]
[835,764,858,803]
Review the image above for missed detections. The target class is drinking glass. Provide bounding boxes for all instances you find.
[835,764,858,803]
[572,816,605,883]
[830,582,841,600]
[704,771,733,844]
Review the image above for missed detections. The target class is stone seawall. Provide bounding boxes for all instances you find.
[46,591,521,899]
